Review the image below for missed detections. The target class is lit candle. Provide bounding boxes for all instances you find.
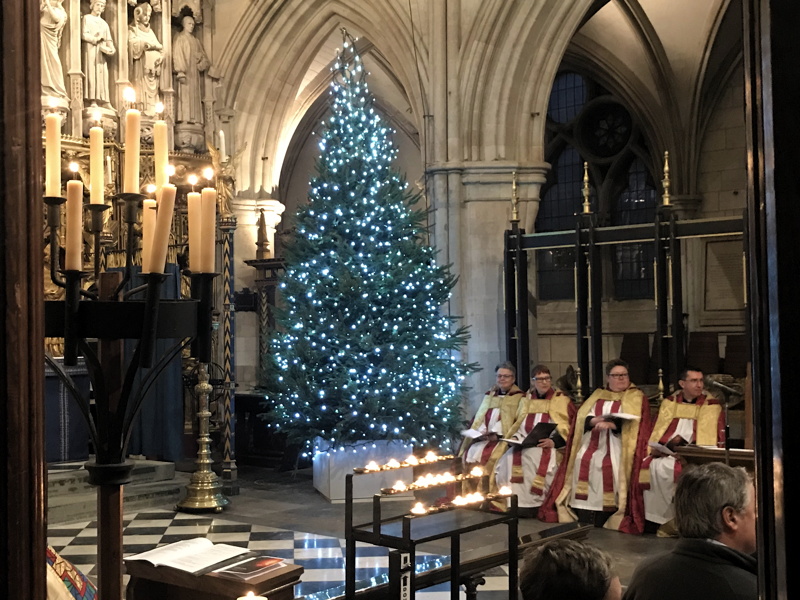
[498,486,512,496]
[187,191,201,272]
[146,184,176,274]
[141,192,157,274]
[199,187,217,272]
[123,87,141,193]
[65,180,83,271]
[236,593,266,600]
[45,99,61,196]
[410,502,428,515]
[153,102,168,191]
[218,129,226,162]
[89,111,104,204]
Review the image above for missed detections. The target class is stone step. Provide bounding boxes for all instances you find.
[47,475,189,525]
[48,459,176,496]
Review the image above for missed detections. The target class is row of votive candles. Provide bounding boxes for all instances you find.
[409,488,512,515]
[46,91,216,274]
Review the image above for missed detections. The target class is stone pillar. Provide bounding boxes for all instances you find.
[457,162,548,411]
[219,214,238,494]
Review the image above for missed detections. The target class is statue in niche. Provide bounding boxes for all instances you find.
[40,0,69,101]
[128,2,164,115]
[208,140,247,217]
[82,0,116,106]
[173,14,210,125]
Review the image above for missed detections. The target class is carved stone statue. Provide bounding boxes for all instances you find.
[173,15,210,125]
[208,141,246,217]
[40,0,68,101]
[82,0,116,106]
[128,2,163,115]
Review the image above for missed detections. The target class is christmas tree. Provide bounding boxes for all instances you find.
[268,32,473,454]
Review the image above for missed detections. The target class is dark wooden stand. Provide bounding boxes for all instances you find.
[676,446,755,471]
[125,561,303,600]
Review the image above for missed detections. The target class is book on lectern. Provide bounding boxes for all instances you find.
[124,538,252,575]
[501,422,558,448]
[209,554,287,581]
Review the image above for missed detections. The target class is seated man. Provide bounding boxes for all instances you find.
[623,462,757,600]
[494,364,575,517]
[520,538,621,600]
[640,366,724,534]
[459,362,524,483]
[540,359,651,533]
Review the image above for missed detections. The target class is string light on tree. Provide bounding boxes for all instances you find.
[268,30,474,453]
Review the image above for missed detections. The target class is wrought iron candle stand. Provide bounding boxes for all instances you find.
[44,191,211,600]
[176,272,230,512]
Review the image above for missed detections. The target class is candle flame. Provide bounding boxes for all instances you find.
[423,451,437,462]
[155,101,164,114]
[166,164,176,177]
[392,480,408,492]
[364,461,380,472]
[145,183,157,194]
[498,486,512,496]
[410,502,427,515]
[47,96,59,109]
[469,466,483,477]
[187,174,199,186]
[404,455,419,466]
[68,162,79,173]
[123,87,136,104]
[385,459,401,469]
[202,167,215,181]
[92,110,102,124]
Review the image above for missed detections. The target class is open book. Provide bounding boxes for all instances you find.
[460,429,483,439]
[124,538,251,575]
[648,441,676,456]
[210,553,286,582]
[501,422,558,448]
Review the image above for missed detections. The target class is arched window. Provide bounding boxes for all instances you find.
[536,71,655,301]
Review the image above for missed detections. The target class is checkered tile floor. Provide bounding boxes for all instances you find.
[48,510,511,599]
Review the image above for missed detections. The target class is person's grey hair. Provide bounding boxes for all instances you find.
[519,539,614,600]
[495,361,516,376]
[674,462,752,539]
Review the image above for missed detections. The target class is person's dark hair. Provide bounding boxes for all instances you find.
[678,366,703,382]
[604,358,629,377]
[531,364,551,378]
[495,361,516,376]
[675,462,752,539]
[519,539,614,600]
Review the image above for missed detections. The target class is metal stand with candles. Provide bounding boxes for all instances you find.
[176,272,230,512]
[43,189,213,600]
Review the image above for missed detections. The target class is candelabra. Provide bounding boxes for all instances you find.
[43,191,215,600]
[176,273,230,512]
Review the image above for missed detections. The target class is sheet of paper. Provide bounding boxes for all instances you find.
[460,429,483,439]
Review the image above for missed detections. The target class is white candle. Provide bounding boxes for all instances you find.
[200,187,217,272]
[65,180,83,271]
[123,107,141,193]
[45,111,61,196]
[89,124,104,204]
[146,184,176,274]
[218,130,226,162]
[141,197,157,274]
[187,191,201,272]
[105,155,112,184]
[153,119,169,191]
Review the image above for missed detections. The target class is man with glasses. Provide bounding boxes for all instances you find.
[494,365,575,517]
[623,462,757,600]
[541,359,651,533]
[459,362,524,484]
[639,366,725,535]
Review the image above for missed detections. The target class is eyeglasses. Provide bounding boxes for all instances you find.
[533,376,552,382]
[496,374,515,379]
[608,373,629,379]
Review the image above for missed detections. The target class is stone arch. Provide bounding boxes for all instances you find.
[214,0,428,197]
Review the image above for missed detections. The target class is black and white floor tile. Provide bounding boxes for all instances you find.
[48,510,511,599]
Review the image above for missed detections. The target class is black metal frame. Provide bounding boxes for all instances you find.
[344,472,518,600]
[505,212,743,389]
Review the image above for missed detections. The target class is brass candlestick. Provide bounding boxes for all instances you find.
[582,162,591,214]
[661,151,671,206]
[510,171,519,223]
[177,362,229,512]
